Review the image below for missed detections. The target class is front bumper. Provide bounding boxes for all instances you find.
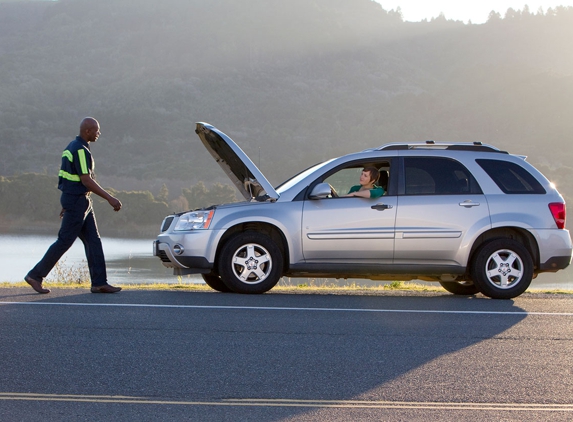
[153,226,222,275]
[153,240,212,273]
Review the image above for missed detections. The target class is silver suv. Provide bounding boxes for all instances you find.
[154,123,572,299]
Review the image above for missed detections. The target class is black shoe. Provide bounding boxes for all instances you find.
[24,275,50,294]
[90,284,122,293]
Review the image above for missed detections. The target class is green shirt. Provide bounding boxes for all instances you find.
[348,184,384,199]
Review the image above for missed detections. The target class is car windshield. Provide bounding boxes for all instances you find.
[276,159,335,194]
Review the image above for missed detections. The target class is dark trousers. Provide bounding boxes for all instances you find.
[28,193,107,286]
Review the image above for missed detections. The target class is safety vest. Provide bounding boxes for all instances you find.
[58,136,93,195]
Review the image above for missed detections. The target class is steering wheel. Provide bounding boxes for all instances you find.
[329,184,339,198]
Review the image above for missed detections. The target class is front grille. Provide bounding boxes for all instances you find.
[161,216,174,232]
[157,250,171,263]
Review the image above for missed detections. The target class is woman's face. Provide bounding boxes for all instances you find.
[359,170,372,186]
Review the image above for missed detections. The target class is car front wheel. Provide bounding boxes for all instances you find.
[218,231,284,294]
[470,239,533,299]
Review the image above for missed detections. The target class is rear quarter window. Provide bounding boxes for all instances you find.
[476,159,546,194]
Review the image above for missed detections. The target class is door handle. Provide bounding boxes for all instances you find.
[371,203,393,211]
[459,200,480,208]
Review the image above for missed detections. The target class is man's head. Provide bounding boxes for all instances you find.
[362,166,380,185]
[79,117,101,143]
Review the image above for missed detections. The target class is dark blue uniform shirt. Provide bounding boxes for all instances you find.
[58,136,93,195]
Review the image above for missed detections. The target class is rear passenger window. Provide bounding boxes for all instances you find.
[476,159,546,194]
[404,157,481,195]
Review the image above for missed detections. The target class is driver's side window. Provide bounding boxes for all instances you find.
[323,161,391,198]
[324,168,363,197]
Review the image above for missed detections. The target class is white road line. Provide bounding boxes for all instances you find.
[1,301,572,316]
[0,393,572,411]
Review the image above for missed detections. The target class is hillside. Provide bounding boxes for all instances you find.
[0,0,572,201]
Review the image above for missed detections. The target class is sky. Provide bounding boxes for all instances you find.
[376,1,573,23]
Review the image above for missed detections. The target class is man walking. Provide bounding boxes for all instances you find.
[25,117,123,294]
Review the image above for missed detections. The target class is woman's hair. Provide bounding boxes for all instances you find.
[363,166,380,184]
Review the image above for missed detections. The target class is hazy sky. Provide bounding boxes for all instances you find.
[376,1,573,23]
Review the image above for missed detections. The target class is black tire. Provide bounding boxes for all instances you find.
[218,231,284,294]
[470,239,533,299]
[201,273,232,293]
[439,280,480,295]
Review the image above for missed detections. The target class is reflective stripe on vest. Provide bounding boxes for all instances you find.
[59,170,80,182]
[77,148,89,174]
[62,150,73,162]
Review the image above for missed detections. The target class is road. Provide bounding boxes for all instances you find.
[0,287,572,421]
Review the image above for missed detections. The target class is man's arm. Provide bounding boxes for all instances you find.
[80,174,122,211]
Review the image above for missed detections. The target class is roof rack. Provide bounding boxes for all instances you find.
[375,141,506,153]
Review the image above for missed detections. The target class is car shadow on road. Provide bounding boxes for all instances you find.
[205,292,530,419]
[0,289,530,420]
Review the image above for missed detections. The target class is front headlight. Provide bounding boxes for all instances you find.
[174,209,215,231]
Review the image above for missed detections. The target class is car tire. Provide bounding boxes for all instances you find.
[470,239,533,299]
[439,280,480,295]
[201,273,232,293]
[218,231,284,294]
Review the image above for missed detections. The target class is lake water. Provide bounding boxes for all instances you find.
[0,234,200,285]
[1,234,572,290]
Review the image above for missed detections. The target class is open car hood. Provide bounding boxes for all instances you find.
[195,122,279,201]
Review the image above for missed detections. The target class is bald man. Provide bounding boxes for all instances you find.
[25,118,123,294]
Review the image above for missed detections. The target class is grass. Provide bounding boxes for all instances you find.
[3,260,572,295]
[284,279,445,293]
[45,259,90,285]
[2,278,572,295]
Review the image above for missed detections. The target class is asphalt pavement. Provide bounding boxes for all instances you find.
[0,287,572,421]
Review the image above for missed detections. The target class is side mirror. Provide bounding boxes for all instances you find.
[309,183,333,199]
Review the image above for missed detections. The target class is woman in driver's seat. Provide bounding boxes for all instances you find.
[344,166,385,199]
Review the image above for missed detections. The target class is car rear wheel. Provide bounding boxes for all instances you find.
[470,239,533,299]
[218,231,284,294]
[201,273,232,293]
[439,280,480,295]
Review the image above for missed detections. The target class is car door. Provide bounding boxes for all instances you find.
[393,156,490,267]
[301,163,396,262]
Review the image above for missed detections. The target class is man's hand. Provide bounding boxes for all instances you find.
[108,197,122,212]
[59,208,65,219]
[80,174,122,211]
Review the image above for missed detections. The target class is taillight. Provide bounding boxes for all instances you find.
[548,203,566,229]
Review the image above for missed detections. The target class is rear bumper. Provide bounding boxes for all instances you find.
[539,255,571,272]
[535,229,572,272]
